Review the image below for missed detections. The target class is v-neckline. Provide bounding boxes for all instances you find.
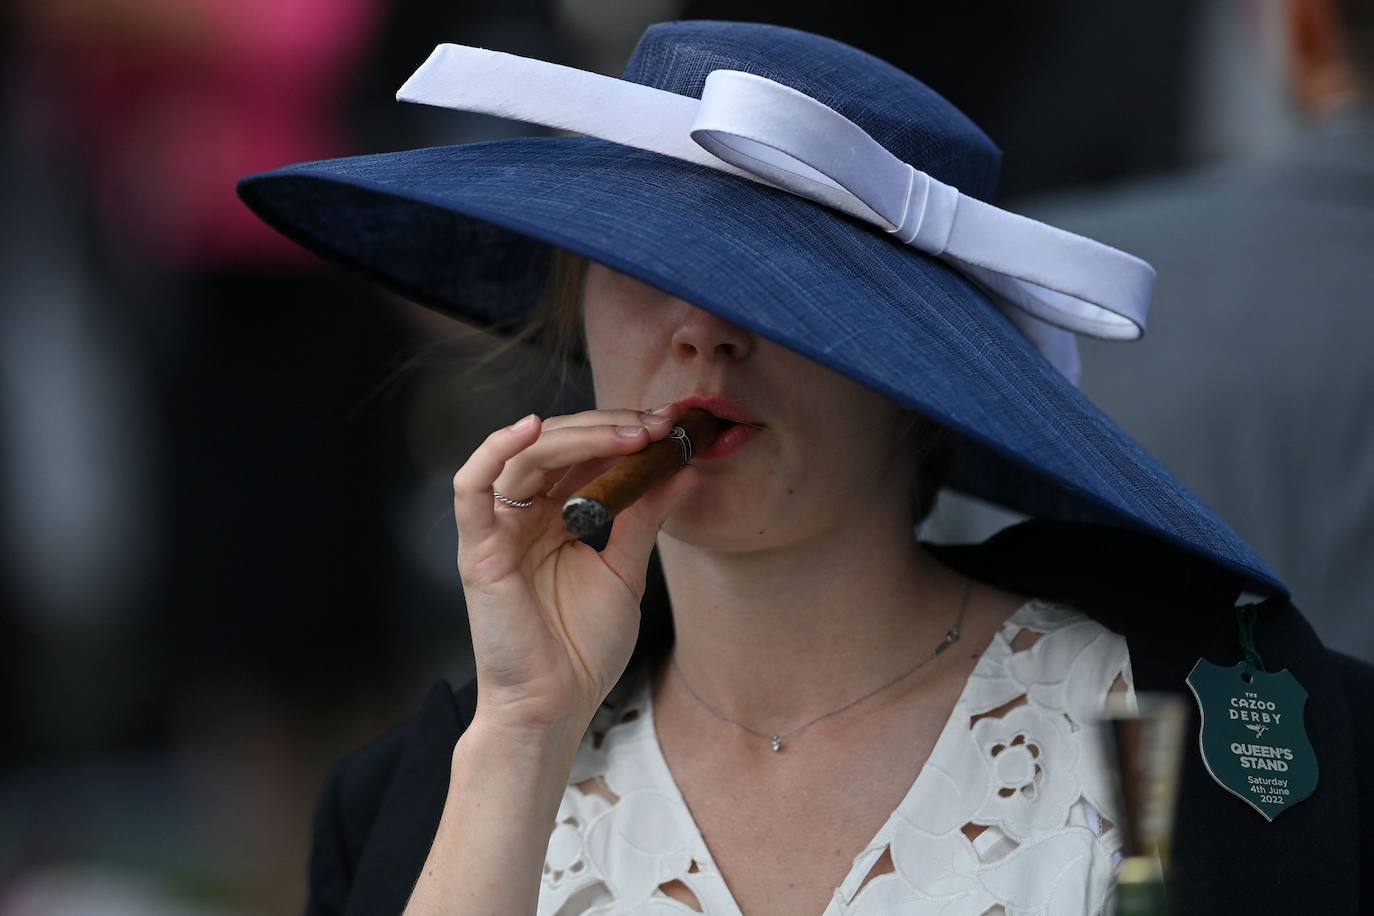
[630,601,1033,915]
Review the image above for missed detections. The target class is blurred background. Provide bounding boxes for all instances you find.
[1,0,1369,912]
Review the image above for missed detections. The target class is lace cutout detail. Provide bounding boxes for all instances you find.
[853,847,895,900]
[537,599,1134,915]
[576,777,619,805]
[659,878,703,911]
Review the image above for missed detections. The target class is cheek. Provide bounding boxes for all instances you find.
[799,402,912,496]
[581,292,611,353]
[584,301,655,402]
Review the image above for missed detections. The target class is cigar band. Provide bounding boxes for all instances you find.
[667,426,692,465]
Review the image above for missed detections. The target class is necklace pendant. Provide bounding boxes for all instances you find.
[770,735,783,752]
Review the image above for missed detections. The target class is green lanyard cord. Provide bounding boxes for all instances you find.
[1236,604,1267,673]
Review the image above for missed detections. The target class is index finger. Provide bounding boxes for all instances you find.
[541,402,682,431]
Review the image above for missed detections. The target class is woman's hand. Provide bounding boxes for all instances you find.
[452,403,698,737]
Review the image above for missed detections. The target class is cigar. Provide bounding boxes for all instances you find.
[562,407,722,537]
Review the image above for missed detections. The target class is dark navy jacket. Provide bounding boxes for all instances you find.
[302,521,1374,914]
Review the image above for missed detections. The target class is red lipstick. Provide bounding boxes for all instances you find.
[673,395,763,461]
[674,395,763,427]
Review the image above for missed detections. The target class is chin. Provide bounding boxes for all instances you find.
[658,485,785,552]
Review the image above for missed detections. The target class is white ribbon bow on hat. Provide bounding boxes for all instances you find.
[398,45,1155,384]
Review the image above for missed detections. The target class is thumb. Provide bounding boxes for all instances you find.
[600,464,700,593]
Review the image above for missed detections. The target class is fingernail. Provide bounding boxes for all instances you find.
[510,414,536,432]
[643,413,671,425]
[616,424,646,437]
[650,403,675,415]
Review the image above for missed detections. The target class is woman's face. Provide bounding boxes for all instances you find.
[582,261,919,550]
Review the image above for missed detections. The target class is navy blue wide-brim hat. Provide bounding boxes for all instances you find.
[238,20,1285,597]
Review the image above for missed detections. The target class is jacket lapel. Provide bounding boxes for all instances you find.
[343,677,478,916]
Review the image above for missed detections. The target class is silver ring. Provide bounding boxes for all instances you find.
[493,491,535,508]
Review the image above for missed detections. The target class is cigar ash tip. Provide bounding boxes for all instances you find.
[563,496,610,538]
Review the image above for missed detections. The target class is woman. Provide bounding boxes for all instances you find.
[238,20,1372,915]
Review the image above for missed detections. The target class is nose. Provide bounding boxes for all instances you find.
[669,303,754,362]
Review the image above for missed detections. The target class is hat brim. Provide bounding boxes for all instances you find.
[238,136,1284,596]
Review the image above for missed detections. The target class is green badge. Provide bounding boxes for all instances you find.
[1185,657,1318,821]
[1185,605,1318,822]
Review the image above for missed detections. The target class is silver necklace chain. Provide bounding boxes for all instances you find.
[668,577,972,752]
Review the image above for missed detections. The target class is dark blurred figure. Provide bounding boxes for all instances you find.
[1011,0,1374,661]
[1,0,605,908]
[7,0,409,707]
[2,0,426,910]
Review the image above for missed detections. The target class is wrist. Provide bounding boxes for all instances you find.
[455,710,588,780]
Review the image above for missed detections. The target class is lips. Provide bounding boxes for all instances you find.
[695,422,759,460]
[674,395,763,427]
[670,395,763,461]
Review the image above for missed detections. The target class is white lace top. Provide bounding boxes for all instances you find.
[538,600,1135,915]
